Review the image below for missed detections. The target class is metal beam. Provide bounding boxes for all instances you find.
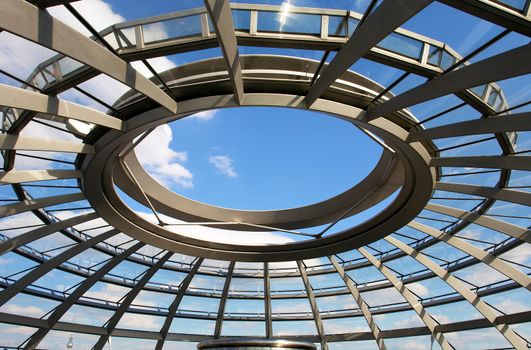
[408,112,531,142]
[368,43,531,119]
[214,261,235,338]
[204,0,244,104]
[0,170,82,184]
[264,262,272,338]
[92,251,173,350]
[0,192,85,219]
[0,229,118,307]
[329,256,387,350]
[27,0,80,7]
[434,182,531,207]
[0,83,124,130]
[425,203,531,243]
[407,220,530,290]
[430,156,531,171]
[438,0,531,36]
[306,0,433,105]
[155,258,204,350]
[0,211,99,256]
[358,247,453,350]
[297,260,328,350]
[23,242,145,350]
[0,134,94,154]
[385,235,528,350]
[0,0,177,113]
[0,310,528,344]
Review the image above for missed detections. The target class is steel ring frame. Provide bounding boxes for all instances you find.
[83,90,435,261]
[114,131,402,231]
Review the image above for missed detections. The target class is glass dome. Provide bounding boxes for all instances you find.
[0,0,529,349]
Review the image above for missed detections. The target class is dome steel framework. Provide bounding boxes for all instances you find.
[0,0,530,349]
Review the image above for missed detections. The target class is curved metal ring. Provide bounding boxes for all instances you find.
[82,97,434,262]
[114,131,402,231]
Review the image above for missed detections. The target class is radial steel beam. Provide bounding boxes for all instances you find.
[438,0,531,36]
[264,262,272,338]
[0,84,125,130]
[385,235,528,350]
[408,112,531,142]
[0,192,85,219]
[0,170,82,184]
[297,260,328,350]
[329,256,388,350]
[368,43,531,119]
[358,247,454,350]
[0,134,94,154]
[430,156,531,171]
[92,251,173,350]
[0,0,177,113]
[204,0,244,104]
[434,182,531,207]
[28,0,80,7]
[23,242,145,350]
[425,203,531,243]
[214,261,235,338]
[0,228,118,307]
[0,211,100,256]
[155,258,204,350]
[408,220,530,290]
[305,0,433,105]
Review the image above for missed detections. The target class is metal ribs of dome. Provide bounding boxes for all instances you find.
[0,0,529,350]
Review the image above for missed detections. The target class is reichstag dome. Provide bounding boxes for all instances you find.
[0,0,529,349]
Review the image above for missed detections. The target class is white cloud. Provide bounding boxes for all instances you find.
[391,313,425,329]
[407,281,430,298]
[209,155,238,178]
[189,109,218,121]
[135,125,193,189]
[0,304,45,318]
[84,283,130,303]
[136,211,294,246]
[500,244,531,266]
[0,212,44,239]
[48,0,124,34]
[0,32,56,80]
[494,298,528,314]
[131,57,177,78]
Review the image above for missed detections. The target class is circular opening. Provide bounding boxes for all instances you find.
[134,107,382,211]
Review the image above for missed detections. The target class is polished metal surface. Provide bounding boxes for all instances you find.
[197,338,317,349]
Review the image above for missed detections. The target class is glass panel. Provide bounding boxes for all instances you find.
[445,327,512,349]
[258,11,322,35]
[40,330,99,349]
[427,45,441,66]
[377,32,424,59]
[323,317,370,334]
[221,320,265,336]
[143,15,203,44]
[496,0,527,10]
[170,317,215,335]
[373,310,425,330]
[232,10,251,31]
[328,16,358,37]
[272,320,317,336]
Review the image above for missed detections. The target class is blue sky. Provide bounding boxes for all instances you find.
[139,107,381,210]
